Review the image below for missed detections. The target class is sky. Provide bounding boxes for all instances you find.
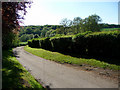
[20,0,119,26]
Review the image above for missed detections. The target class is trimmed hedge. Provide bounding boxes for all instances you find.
[28,38,52,50]
[28,40,33,47]
[39,38,52,50]
[85,31,120,58]
[72,31,92,54]
[28,38,40,48]
[50,36,73,52]
[28,31,120,59]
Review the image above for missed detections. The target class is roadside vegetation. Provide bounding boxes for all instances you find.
[24,15,120,71]
[24,15,119,71]
[2,1,120,88]
[24,46,120,70]
[2,49,44,89]
[27,30,120,63]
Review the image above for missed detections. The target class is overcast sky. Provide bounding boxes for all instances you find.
[20,0,119,26]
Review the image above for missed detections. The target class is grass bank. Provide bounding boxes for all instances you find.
[2,49,44,89]
[24,46,120,70]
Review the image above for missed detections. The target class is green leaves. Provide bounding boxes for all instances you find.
[28,30,120,64]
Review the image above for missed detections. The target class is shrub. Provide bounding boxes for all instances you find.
[39,38,52,50]
[28,38,40,48]
[85,31,120,58]
[28,30,120,59]
[50,36,73,52]
[72,31,92,54]
[32,39,40,48]
[28,40,33,47]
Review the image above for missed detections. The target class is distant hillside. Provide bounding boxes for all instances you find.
[19,24,120,42]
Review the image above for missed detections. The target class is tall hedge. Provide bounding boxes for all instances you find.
[28,40,33,47]
[28,39,40,48]
[39,38,52,50]
[73,30,120,58]
[85,31,120,58]
[28,30,120,59]
[50,36,73,52]
[72,31,92,54]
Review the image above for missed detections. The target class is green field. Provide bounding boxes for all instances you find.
[101,28,120,31]
[2,49,44,88]
[24,46,120,70]
[19,42,28,46]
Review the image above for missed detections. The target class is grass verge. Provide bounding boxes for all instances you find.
[24,46,120,71]
[2,49,44,89]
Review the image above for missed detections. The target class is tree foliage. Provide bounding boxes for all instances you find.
[19,25,62,42]
[19,14,120,42]
[59,14,102,34]
[2,2,31,49]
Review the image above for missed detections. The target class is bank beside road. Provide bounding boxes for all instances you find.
[2,49,44,89]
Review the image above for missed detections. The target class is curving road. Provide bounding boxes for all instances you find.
[13,46,118,88]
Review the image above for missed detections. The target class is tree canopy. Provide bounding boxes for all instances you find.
[19,14,120,42]
[2,2,31,49]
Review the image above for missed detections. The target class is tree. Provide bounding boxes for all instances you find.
[20,34,34,42]
[73,17,82,33]
[60,18,72,35]
[2,2,31,49]
[45,29,56,37]
[34,34,39,38]
[73,17,82,26]
[82,14,102,32]
[60,18,71,27]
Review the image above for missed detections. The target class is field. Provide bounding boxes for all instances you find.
[19,42,28,46]
[100,28,120,31]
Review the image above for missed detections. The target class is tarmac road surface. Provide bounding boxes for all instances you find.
[13,46,118,88]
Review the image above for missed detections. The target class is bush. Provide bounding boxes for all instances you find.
[28,31,120,59]
[85,31,120,58]
[72,31,92,54]
[28,40,33,47]
[50,36,73,52]
[39,38,52,50]
[72,31,120,59]
[28,38,40,48]
[32,39,40,48]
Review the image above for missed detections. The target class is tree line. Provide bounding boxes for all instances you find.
[2,2,120,49]
[19,25,62,42]
[19,14,120,42]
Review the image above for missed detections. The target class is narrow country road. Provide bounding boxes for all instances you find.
[13,46,118,88]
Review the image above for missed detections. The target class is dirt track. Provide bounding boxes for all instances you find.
[13,46,118,88]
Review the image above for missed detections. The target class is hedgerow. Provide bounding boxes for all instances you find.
[28,31,120,59]
[50,36,73,52]
[85,31,120,58]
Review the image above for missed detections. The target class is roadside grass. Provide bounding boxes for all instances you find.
[2,49,44,89]
[24,46,120,70]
